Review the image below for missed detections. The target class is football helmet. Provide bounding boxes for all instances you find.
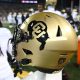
[16,12,77,73]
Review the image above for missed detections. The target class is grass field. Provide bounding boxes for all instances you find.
[64,54,80,80]
[3,23,80,80]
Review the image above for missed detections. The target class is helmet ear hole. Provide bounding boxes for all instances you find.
[21,58,32,65]
[23,49,33,55]
[56,26,62,37]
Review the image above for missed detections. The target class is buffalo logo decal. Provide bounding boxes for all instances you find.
[27,20,49,50]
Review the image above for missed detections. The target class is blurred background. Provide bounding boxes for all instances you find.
[0,0,80,80]
[0,0,80,33]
